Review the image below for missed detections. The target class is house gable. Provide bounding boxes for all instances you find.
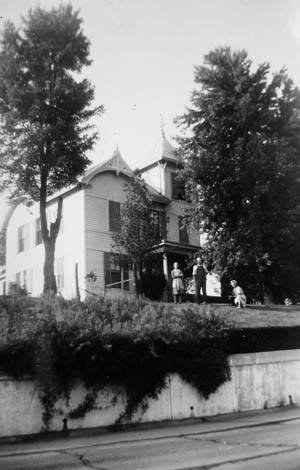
[82,148,134,186]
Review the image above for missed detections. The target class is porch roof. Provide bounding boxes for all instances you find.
[152,240,199,256]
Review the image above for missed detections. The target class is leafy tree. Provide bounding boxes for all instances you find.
[177,47,300,302]
[0,4,103,293]
[112,177,165,298]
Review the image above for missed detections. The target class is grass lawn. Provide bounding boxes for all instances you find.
[153,300,300,328]
[203,303,300,328]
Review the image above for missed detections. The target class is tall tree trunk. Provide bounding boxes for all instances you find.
[43,238,57,294]
[40,174,63,294]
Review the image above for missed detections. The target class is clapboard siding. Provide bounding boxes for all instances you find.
[86,172,129,202]
[6,204,45,296]
[86,249,105,293]
[85,231,112,252]
[85,195,108,232]
[5,189,86,298]
[4,154,201,300]
[84,172,130,294]
[55,190,85,298]
[167,213,179,243]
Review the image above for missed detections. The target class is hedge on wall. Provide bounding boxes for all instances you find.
[0,296,231,429]
[227,326,300,354]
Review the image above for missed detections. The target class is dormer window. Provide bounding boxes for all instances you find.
[171,172,186,200]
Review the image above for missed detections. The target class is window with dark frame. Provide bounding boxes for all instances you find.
[104,252,129,290]
[150,209,167,240]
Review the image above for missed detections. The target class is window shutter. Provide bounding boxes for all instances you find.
[109,201,121,232]
[178,216,189,245]
[24,224,29,250]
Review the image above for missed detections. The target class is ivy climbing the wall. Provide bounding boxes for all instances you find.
[0,295,230,429]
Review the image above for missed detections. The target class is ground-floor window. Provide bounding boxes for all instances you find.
[14,268,33,294]
[104,252,130,290]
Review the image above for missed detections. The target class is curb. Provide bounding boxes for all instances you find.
[0,405,300,457]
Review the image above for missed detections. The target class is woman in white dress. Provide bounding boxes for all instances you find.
[230,280,247,308]
[171,262,185,304]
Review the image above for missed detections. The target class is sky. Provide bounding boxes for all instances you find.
[1,0,300,220]
[1,0,300,169]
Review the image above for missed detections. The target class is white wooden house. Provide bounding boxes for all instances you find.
[1,133,207,299]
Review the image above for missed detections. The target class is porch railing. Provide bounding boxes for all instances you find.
[104,278,134,292]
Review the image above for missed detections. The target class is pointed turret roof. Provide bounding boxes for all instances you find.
[138,127,180,172]
[161,128,177,160]
[82,147,134,184]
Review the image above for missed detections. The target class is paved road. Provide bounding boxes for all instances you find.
[1,407,300,469]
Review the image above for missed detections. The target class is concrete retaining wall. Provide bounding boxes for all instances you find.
[1,349,300,438]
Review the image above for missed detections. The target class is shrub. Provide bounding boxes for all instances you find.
[142,272,167,300]
[227,326,300,353]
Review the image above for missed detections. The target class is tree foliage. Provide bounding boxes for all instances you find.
[0,4,103,292]
[177,47,300,302]
[112,177,164,297]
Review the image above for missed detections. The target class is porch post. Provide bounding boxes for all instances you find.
[163,253,169,281]
[162,253,169,302]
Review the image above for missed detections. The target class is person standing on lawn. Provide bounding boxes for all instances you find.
[230,280,247,308]
[193,257,208,304]
[171,262,185,304]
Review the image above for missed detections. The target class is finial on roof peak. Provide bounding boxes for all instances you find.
[112,145,121,157]
[137,120,180,172]
[111,146,123,174]
[160,113,166,136]
[82,146,133,183]
[159,115,175,158]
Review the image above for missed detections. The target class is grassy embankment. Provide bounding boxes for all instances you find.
[175,302,300,328]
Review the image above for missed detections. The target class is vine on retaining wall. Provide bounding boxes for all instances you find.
[0,296,230,429]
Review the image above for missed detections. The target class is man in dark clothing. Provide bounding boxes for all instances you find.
[193,257,208,304]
